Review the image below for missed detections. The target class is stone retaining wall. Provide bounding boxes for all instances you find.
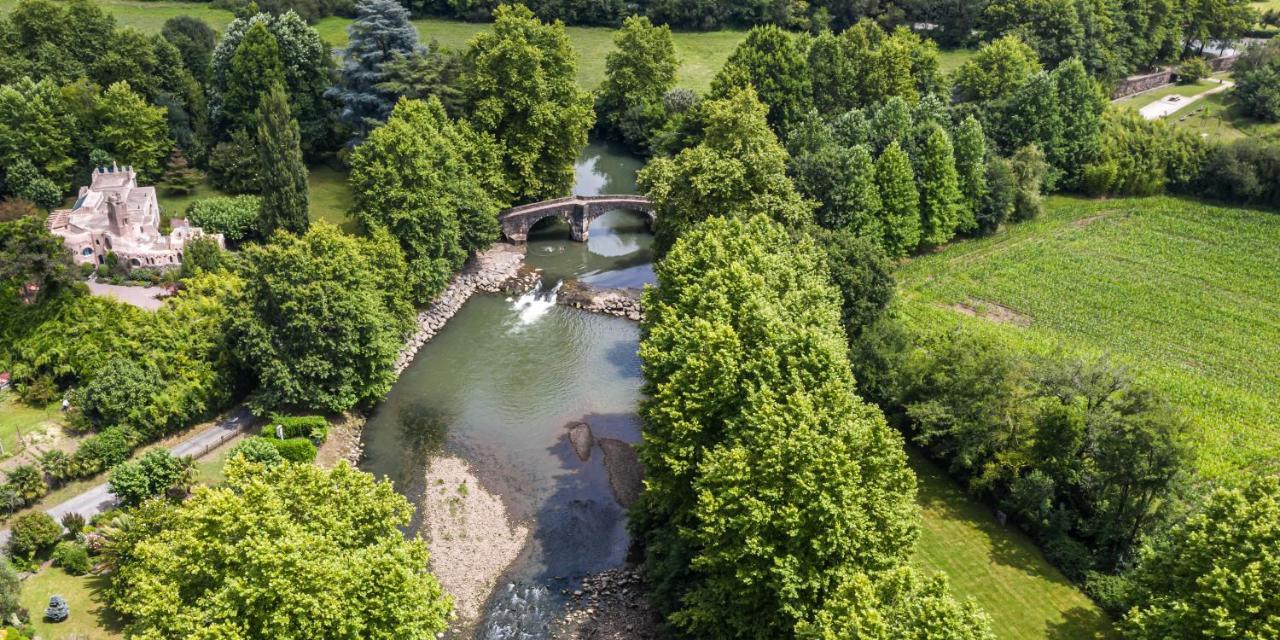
[392,243,527,375]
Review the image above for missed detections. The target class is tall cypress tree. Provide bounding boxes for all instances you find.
[220,21,285,136]
[256,82,309,237]
[1052,57,1106,190]
[875,141,921,258]
[952,116,989,233]
[916,123,964,246]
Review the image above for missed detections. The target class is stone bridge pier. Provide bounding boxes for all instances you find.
[498,195,655,243]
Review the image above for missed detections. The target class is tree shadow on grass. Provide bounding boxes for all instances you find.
[83,573,127,634]
[1046,605,1119,639]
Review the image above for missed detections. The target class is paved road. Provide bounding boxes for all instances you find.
[0,407,255,547]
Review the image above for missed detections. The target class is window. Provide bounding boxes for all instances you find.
[81,247,93,256]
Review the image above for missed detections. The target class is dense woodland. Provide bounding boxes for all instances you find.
[0,0,1278,637]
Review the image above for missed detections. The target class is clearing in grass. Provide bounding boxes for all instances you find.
[897,195,1280,480]
[910,449,1116,640]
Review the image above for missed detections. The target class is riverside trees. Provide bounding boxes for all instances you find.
[633,214,992,639]
[596,16,678,154]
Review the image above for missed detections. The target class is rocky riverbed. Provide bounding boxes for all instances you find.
[558,279,643,321]
[393,243,528,375]
[552,568,661,639]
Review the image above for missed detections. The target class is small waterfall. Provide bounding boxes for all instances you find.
[477,582,558,640]
[512,280,561,326]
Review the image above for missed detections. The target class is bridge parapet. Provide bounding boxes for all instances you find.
[498,194,655,242]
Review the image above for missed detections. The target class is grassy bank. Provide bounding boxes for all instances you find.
[897,195,1280,480]
[911,450,1115,639]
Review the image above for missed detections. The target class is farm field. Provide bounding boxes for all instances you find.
[910,450,1115,639]
[897,195,1280,480]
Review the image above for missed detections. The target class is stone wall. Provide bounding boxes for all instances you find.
[1111,55,1240,99]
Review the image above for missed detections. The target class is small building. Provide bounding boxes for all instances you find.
[47,164,224,269]
[0,372,10,391]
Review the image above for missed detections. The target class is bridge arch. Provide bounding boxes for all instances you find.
[498,195,654,242]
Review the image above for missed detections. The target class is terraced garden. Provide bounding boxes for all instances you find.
[898,195,1280,479]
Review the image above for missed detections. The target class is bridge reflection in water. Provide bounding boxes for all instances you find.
[498,195,654,242]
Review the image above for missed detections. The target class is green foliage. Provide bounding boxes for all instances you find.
[75,358,160,431]
[3,158,61,210]
[107,459,452,638]
[230,436,285,466]
[255,82,310,237]
[1084,109,1205,197]
[953,34,1042,102]
[873,141,921,258]
[1234,39,1280,121]
[51,541,90,576]
[40,451,75,485]
[634,215,921,639]
[0,560,19,623]
[162,16,218,81]
[72,426,140,476]
[1177,56,1212,84]
[796,566,995,640]
[464,4,594,202]
[1009,144,1048,221]
[597,16,678,153]
[207,128,260,194]
[186,195,262,243]
[0,77,76,194]
[710,25,811,135]
[0,198,38,222]
[0,215,78,304]
[331,0,421,146]
[263,414,329,442]
[1050,59,1106,190]
[266,437,318,463]
[638,87,811,256]
[349,97,503,303]
[227,223,411,413]
[1123,477,1280,640]
[5,464,46,505]
[108,449,195,507]
[9,512,61,560]
[977,156,1016,234]
[952,116,988,233]
[915,124,964,246]
[92,81,171,183]
[220,21,286,137]
[180,236,225,278]
[812,227,894,339]
[60,512,85,536]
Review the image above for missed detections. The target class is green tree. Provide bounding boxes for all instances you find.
[227,223,410,413]
[108,449,195,507]
[8,512,60,560]
[874,141,921,257]
[1051,58,1106,189]
[953,34,1042,102]
[1011,144,1049,221]
[990,71,1063,183]
[0,560,20,623]
[638,87,811,256]
[92,81,170,182]
[0,77,76,193]
[229,436,285,466]
[1231,38,1280,121]
[597,15,677,153]
[869,96,913,153]
[77,357,161,430]
[180,236,225,278]
[809,30,855,115]
[952,116,988,233]
[219,20,285,137]
[162,16,217,81]
[813,227,894,339]
[5,464,45,504]
[916,124,964,246]
[330,0,421,146]
[349,97,503,304]
[793,143,883,242]
[634,215,920,639]
[256,82,310,237]
[797,566,995,639]
[1123,477,1280,640]
[977,156,1016,234]
[465,4,593,202]
[710,25,812,135]
[0,215,77,304]
[107,459,452,639]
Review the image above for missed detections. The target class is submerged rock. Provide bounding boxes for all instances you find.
[597,438,642,509]
[567,421,594,462]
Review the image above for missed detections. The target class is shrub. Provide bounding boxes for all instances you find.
[51,541,89,576]
[262,414,328,443]
[39,451,74,485]
[266,437,317,463]
[60,512,85,537]
[229,437,284,466]
[108,449,194,507]
[0,198,38,222]
[5,465,46,505]
[1177,57,1211,84]
[9,512,62,560]
[207,129,260,194]
[72,426,139,477]
[185,195,262,243]
[16,375,57,407]
[0,560,20,624]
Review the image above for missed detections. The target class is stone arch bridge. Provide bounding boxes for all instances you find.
[498,195,654,242]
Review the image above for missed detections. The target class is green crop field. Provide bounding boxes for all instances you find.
[898,195,1280,480]
[911,450,1116,639]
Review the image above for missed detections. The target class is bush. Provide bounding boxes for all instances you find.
[75,358,161,431]
[9,512,62,560]
[16,375,57,407]
[0,198,38,222]
[60,512,85,537]
[51,541,89,576]
[262,414,329,443]
[5,465,46,505]
[207,129,260,194]
[1177,57,1212,84]
[72,426,139,477]
[108,449,194,507]
[229,437,284,466]
[185,196,262,243]
[266,437,317,463]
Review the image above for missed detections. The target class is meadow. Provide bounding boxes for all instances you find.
[897,195,1280,480]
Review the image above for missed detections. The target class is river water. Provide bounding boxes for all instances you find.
[359,139,650,638]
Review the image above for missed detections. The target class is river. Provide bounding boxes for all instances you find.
[359,139,650,638]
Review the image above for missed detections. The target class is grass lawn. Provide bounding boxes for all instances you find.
[897,195,1280,480]
[937,47,978,74]
[0,0,233,32]
[153,165,355,233]
[1170,90,1280,141]
[316,15,746,91]
[192,434,245,486]
[910,450,1115,639]
[1114,78,1223,111]
[0,394,62,463]
[19,567,124,639]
